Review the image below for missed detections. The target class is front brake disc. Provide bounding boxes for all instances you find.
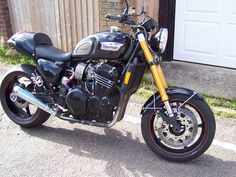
[155,107,198,149]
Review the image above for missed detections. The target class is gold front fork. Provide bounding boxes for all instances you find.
[138,33,169,102]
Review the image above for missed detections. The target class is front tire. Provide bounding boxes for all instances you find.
[0,69,50,128]
[141,94,215,162]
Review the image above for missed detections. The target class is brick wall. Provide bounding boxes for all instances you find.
[99,0,124,31]
[99,0,135,31]
[0,0,12,45]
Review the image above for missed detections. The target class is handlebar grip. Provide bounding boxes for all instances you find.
[105,14,123,22]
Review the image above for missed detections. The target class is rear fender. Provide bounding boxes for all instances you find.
[141,87,204,114]
[2,64,49,88]
[5,64,38,77]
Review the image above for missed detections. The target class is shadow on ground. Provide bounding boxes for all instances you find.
[23,125,235,177]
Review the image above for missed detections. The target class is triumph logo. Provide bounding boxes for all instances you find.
[101,42,124,52]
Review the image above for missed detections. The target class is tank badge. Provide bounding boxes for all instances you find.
[101,42,124,52]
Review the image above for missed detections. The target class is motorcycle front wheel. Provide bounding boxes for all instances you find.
[141,94,215,162]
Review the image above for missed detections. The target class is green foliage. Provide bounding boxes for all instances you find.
[0,47,33,65]
[136,74,236,119]
[135,87,153,100]
[212,108,236,119]
[140,72,156,91]
[204,94,236,110]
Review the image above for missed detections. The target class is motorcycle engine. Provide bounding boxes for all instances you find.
[65,62,120,123]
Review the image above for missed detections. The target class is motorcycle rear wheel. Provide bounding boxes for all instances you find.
[0,70,50,128]
[141,94,215,162]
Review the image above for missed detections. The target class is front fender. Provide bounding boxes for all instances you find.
[140,86,204,114]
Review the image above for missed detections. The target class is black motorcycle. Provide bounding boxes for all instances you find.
[0,0,215,162]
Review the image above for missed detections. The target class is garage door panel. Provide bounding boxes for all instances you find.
[228,1,236,14]
[218,57,236,68]
[184,14,221,24]
[176,51,217,67]
[225,25,236,58]
[178,53,236,69]
[228,15,236,24]
[183,21,218,55]
[185,0,221,14]
[174,0,236,68]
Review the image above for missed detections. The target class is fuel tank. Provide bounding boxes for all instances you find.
[72,31,132,60]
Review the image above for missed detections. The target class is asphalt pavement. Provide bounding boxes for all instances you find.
[0,63,236,177]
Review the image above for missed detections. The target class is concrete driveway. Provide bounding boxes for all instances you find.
[0,64,236,177]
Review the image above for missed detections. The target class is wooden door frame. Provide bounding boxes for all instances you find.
[159,0,176,61]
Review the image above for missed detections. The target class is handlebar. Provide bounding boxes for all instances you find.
[105,14,124,23]
[104,6,158,35]
[105,10,152,29]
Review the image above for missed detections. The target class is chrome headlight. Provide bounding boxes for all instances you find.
[155,28,168,54]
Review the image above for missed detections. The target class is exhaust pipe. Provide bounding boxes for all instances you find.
[13,85,57,116]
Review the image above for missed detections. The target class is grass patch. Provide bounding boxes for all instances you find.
[204,94,236,110]
[136,85,236,119]
[0,46,33,65]
[212,107,236,119]
[135,87,153,100]
[136,73,236,119]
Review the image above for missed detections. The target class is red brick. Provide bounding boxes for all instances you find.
[0,0,12,45]
[99,0,126,31]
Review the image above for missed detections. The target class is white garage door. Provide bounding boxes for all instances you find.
[174,0,236,68]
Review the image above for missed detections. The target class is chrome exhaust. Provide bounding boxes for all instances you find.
[13,85,57,116]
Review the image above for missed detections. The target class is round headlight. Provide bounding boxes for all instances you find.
[155,28,168,54]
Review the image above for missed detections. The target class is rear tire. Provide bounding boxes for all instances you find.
[141,94,215,162]
[0,70,50,128]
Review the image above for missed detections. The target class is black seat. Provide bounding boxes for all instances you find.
[8,32,71,61]
[35,45,72,61]
[34,33,71,61]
